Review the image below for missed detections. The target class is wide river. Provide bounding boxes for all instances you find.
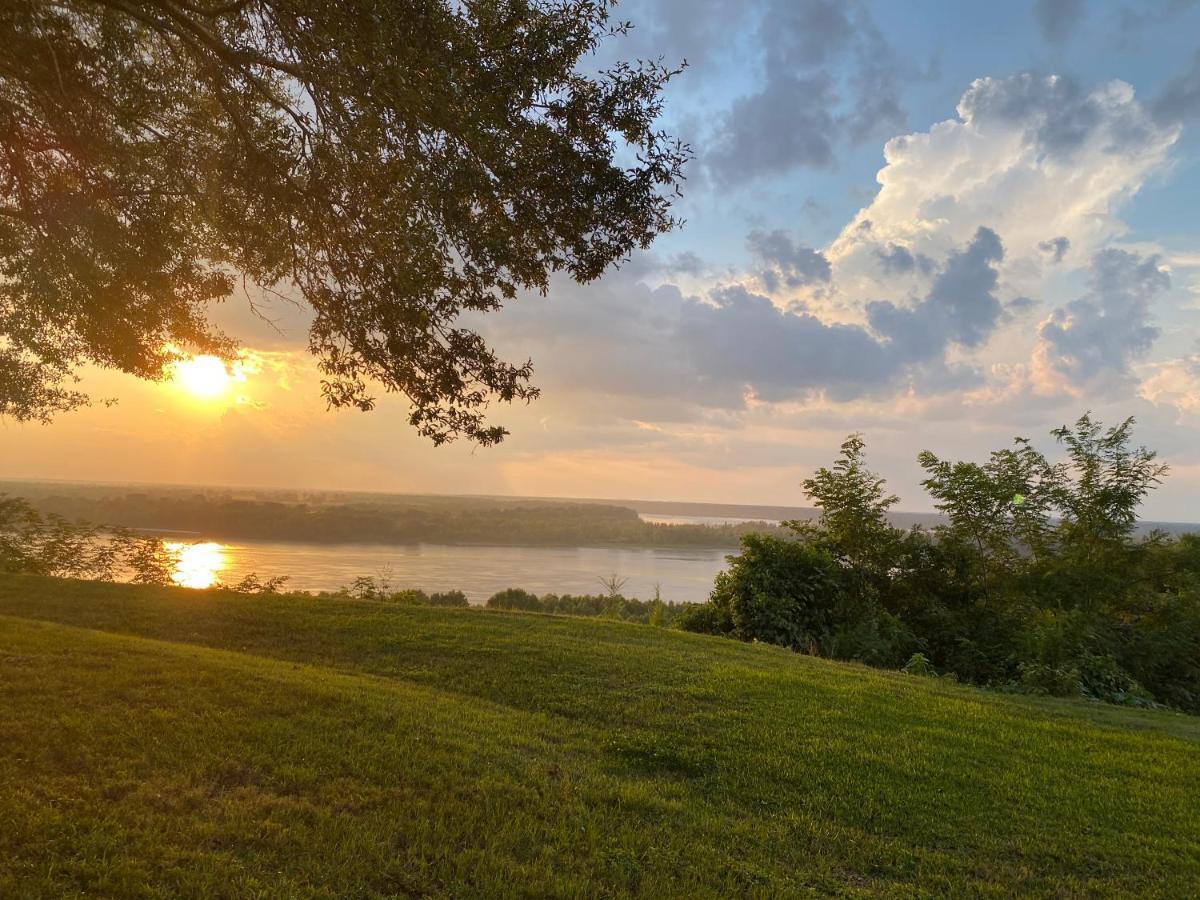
[169,538,732,605]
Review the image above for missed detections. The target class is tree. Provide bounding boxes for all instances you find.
[797,434,900,573]
[919,438,1061,598]
[1052,414,1167,560]
[0,0,689,444]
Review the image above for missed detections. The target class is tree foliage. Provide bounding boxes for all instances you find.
[0,494,178,583]
[683,414,1200,714]
[1051,415,1167,562]
[0,0,689,443]
[797,433,899,573]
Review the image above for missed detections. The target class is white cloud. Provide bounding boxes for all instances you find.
[826,75,1179,309]
[1140,347,1200,417]
[1032,248,1169,396]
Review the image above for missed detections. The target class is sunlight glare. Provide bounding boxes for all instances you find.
[173,355,232,399]
[166,541,226,589]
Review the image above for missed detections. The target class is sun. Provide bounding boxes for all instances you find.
[173,355,231,399]
[165,541,226,589]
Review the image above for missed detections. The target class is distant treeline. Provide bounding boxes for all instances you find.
[20,491,785,548]
[322,579,690,626]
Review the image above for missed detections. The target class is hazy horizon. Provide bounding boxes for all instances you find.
[7,475,1200,529]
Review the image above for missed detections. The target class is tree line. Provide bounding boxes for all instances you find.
[17,492,784,548]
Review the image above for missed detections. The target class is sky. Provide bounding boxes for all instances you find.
[5,0,1200,520]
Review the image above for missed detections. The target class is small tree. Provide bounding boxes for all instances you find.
[1052,414,1167,560]
[598,573,629,599]
[795,435,905,629]
[225,573,291,594]
[919,438,1061,600]
[122,536,177,586]
[797,434,900,571]
[648,583,665,627]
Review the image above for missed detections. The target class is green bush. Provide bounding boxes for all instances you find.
[486,587,541,611]
[388,589,429,605]
[827,610,918,668]
[428,590,470,607]
[710,534,842,651]
[902,652,938,677]
[673,601,733,636]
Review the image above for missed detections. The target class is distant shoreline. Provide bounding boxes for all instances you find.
[3,478,1196,539]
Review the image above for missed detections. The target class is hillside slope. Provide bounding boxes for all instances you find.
[1,574,1198,897]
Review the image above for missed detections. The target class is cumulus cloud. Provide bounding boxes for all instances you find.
[1153,51,1200,123]
[866,227,1005,361]
[1035,0,1086,43]
[678,285,892,402]
[1039,237,1071,263]
[1035,249,1169,394]
[1140,345,1200,416]
[708,74,840,179]
[490,228,1010,415]
[747,230,832,291]
[480,70,1184,474]
[706,0,909,186]
[680,228,1008,402]
[875,243,935,277]
[827,74,1179,304]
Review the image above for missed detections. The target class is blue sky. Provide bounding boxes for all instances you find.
[8,0,1200,520]
[638,0,1200,264]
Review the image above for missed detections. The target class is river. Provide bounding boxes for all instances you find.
[167,538,732,605]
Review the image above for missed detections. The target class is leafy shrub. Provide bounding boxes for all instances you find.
[827,610,918,668]
[388,588,430,605]
[684,415,1200,714]
[710,534,842,651]
[224,573,290,594]
[1075,653,1156,707]
[673,601,733,636]
[0,494,177,585]
[1017,661,1083,697]
[1121,592,1200,712]
[486,587,541,611]
[902,652,938,677]
[428,590,470,607]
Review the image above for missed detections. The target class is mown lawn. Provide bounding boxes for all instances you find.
[1,574,1198,897]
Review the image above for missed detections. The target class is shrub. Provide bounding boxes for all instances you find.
[712,534,842,651]
[1075,653,1156,707]
[1121,592,1200,713]
[688,415,1200,714]
[486,587,541,611]
[1017,662,1083,697]
[902,652,937,677]
[673,601,733,636]
[827,610,918,668]
[224,573,291,594]
[388,588,429,605]
[428,590,470,607]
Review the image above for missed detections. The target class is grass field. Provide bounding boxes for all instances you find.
[1,574,1198,897]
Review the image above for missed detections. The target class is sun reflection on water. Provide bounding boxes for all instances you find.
[165,541,226,589]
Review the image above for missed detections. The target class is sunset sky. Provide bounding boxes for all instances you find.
[5,0,1200,520]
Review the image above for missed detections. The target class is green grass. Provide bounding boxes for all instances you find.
[1,575,1198,897]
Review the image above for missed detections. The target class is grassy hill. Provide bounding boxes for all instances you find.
[1,575,1198,897]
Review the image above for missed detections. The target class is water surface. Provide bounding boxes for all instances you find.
[170,539,730,605]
